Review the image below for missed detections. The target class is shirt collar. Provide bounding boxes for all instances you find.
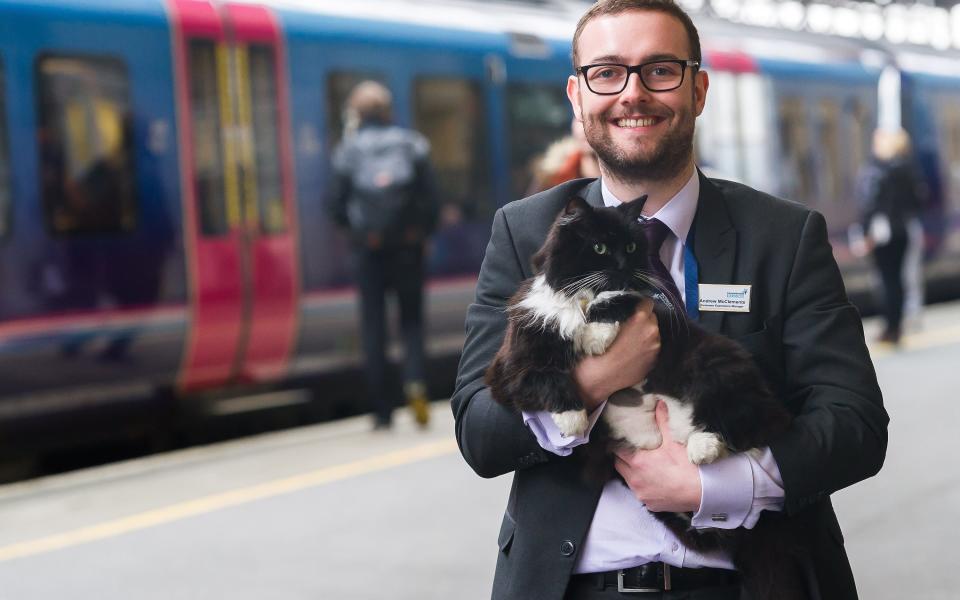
[600,170,699,244]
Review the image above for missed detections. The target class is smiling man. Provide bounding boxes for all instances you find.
[452,1,887,599]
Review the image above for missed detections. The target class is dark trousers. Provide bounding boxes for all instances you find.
[872,235,908,336]
[355,243,427,425]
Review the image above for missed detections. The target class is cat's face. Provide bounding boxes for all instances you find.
[534,196,661,297]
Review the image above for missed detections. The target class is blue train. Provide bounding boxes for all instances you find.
[0,0,958,449]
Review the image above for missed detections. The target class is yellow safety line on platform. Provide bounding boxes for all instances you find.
[869,322,960,359]
[0,438,458,563]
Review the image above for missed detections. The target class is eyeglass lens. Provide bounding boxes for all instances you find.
[585,62,685,94]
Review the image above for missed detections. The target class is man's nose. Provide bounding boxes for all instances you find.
[619,71,652,103]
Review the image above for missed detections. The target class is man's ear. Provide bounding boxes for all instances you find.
[566,75,583,122]
[693,69,709,117]
[622,195,647,221]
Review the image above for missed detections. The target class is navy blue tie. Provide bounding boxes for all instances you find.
[639,218,683,308]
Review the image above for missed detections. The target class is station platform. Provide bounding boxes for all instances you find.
[2,302,960,599]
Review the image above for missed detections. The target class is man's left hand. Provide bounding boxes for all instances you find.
[613,400,702,513]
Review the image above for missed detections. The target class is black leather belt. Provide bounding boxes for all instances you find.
[571,562,739,593]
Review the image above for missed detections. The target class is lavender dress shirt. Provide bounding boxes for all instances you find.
[521,172,785,573]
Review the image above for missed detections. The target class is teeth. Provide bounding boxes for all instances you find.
[617,117,657,127]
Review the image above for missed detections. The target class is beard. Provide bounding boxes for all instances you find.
[582,103,695,185]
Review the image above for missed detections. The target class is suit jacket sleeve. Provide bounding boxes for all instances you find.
[452,207,553,478]
[770,210,888,514]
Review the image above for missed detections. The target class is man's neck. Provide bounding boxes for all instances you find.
[600,162,696,216]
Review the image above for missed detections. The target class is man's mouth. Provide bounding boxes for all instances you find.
[614,117,661,128]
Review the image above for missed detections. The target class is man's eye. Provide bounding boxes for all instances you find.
[596,69,616,79]
[593,243,608,255]
[625,242,637,253]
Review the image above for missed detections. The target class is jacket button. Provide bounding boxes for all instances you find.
[560,540,576,556]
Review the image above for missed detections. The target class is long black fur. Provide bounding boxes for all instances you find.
[485,196,804,600]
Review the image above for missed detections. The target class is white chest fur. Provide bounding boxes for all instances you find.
[516,275,592,342]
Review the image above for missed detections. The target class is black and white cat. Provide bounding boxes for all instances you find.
[485,195,801,600]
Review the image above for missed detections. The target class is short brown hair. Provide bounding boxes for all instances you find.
[571,0,702,69]
[347,80,393,123]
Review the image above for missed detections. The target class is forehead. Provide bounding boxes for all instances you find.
[578,10,691,64]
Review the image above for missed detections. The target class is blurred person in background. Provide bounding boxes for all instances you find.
[453,1,887,599]
[527,118,601,195]
[328,80,439,430]
[853,127,927,345]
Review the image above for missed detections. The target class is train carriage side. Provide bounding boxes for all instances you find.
[695,25,884,299]
[278,11,523,387]
[896,48,960,303]
[0,0,188,446]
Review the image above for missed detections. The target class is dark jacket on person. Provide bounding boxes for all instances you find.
[859,157,927,242]
[328,120,439,248]
[452,174,888,600]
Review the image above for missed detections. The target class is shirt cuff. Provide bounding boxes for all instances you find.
[521,402,606,457]
[692,447,785,530]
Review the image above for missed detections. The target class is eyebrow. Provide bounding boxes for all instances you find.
[584,53,683,64]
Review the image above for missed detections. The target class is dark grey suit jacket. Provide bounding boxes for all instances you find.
[452,175,888,600]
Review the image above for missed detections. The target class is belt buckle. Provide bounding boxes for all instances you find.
[616,563,672,593]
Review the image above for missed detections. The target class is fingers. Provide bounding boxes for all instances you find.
[636,296,655,316]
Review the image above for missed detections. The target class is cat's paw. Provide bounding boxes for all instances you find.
[552,410,589,438]
[686,431,726,465]
[577,322,620,355]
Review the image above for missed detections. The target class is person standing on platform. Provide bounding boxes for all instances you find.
[452,1,887,598]
[854,128,927,345]
[328,81,439,430]
[528,118,602,194]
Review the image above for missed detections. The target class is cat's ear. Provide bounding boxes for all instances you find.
[562,196,591,222]
[621,195,648,221]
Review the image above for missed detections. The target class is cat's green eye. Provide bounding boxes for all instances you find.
[625,242,637,253]
[593,243,608,255]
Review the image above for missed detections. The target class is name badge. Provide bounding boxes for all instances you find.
[698,284,751,313]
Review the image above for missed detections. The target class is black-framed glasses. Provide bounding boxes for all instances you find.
[577,60,700,95]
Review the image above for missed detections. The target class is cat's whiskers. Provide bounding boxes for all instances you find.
[559,271,606,297]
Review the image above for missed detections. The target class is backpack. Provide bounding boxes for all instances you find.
[343,126,421,240]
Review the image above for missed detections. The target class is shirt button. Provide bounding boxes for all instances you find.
[560,540,576,556]
[672,543,680,552]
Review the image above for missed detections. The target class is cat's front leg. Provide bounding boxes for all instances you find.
[659,396,727,465]
[576,321,620,356]
[551,410,589,438]
[685,431,727,465]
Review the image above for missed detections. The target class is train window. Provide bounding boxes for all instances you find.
[0,59,10,237]
[36,55,137,235]
[326,72,387,148]
[413,77,490,218]
[506,83,570,198]
[816,99,842,207]
[246,44,285,234]
[776,97,814,205]
[188,40,230,236]
[938,100,960,211]
[700,71,742,182]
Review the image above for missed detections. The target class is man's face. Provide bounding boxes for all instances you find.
[567,10,708,184]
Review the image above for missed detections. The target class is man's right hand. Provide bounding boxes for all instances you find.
[573,298,661,411]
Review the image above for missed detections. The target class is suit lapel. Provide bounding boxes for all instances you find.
[693,173,737,334]
[581,179,604,208]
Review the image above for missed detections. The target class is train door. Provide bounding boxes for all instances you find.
[169,0,298,392]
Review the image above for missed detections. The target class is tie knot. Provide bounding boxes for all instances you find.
[640,218,671,255]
